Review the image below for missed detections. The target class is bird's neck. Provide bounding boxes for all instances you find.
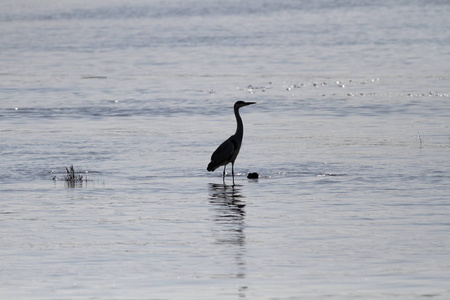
[234,106,244,139]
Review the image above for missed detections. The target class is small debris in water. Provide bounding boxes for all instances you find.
[247,172,259,179]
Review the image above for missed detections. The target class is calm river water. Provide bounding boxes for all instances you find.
[1,0,449,299]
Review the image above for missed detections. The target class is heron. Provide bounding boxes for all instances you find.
[207,101,256,183]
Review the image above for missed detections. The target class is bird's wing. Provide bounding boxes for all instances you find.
[208,138,235,170]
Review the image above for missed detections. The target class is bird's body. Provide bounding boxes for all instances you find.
[207,101,255,183]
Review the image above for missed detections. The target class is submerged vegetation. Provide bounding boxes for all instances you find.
[52,165,89,187]
[65,165,84,183]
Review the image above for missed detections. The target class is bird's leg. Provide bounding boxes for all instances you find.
[222,165,227,182]
[231,162,235,185]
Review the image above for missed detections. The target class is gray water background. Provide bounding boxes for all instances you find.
[1,0,450,299]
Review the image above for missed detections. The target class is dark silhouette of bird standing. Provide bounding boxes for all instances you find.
[207,101,256,183]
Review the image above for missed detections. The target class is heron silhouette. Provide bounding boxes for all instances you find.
[207,101,256,183]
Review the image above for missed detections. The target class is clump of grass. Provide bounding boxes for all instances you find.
[65,165,84,183]
[53,165,88,187]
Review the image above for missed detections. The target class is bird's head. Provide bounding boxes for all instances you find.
[234,101,256,109]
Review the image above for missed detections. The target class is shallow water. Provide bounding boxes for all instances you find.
[1,0,450,299]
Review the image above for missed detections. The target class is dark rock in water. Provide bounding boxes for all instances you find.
[247,172,259,179]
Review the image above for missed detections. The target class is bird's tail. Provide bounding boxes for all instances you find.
[207,161,216,172]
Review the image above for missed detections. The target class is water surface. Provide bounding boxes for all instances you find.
[1,1,449,299]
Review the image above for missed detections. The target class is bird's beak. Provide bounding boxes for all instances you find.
[245,102,256,106]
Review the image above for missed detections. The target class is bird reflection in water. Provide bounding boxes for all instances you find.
[208,183,247,297]
[209,183,246,245]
